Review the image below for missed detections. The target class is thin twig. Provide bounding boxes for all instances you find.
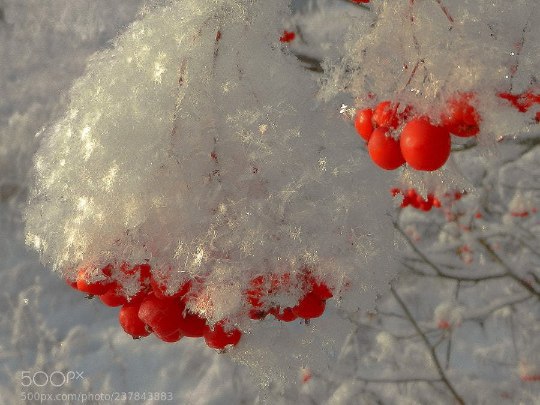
[401,261,506,282]
[478,239,540,298]
[391,286,466,405]
[394,221,442,276]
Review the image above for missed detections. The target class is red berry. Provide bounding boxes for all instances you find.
[270,306,298,322]
[499,91,539,113]
[151,276,191,300]
[178,309,207,338]
[354,108,374,141]
[401,190,414,208]
[437,320,451,330]
[368,127,405,170]
[76,266,113,296]
[414,192,425,208]
[138,295,183,337]
[246,275,265,309]
[404,189,418,208]
[419,201,432,211]
[154,328,183,343]
[204,321,242,350]
[248,309,268,320]
[373,101,400,129]
[297,268,333,299]
[120,263,151,283]
[400,118,451,171]
[118,263,152,302]
[99,282,129,307]
[66,278,78,290]
[279,30,295,43]
[119,303,150,338]
[441,93,480,137]
[293,292,326,319]
[311,281,333,300]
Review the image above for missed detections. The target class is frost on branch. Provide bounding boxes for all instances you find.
[24,0,397,374]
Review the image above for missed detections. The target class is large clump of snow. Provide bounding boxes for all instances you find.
[24,0,397,378]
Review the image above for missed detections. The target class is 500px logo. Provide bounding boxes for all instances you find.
[20,370,85,387]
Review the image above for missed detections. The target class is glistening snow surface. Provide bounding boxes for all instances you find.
[22,0,397,386]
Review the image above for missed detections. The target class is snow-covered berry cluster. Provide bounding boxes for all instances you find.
[67,260,334,349]
[24,2,400,366]
[354,93,482,172]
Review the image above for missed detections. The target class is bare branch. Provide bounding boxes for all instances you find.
[391,286,466,405]
[478,239,540,298]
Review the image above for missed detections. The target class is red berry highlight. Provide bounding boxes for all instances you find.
[204,321,242,350]
[293,292,326,319]
[373,101,400,129]
[441,93,480,137]
[354,108,374,141]
[400,118,451,171]
[76,266,113,296]
[138,294,183,338]
[368,127,405,170]
[119,303,151,338]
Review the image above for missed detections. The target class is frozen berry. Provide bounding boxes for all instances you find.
[99,282,129,307]
[354,108,374,142]
[138,294,183,337]
[178,309,208,338]
[119,303,150,338]
[368,127,406,170]
[270,306,298,322]
[151,276,191,300]
[293,292,326,319]
[400,117,451,171]
[76,266,113,296]
[204,321,242,350]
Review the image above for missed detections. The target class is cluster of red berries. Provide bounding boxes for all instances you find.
[391,188,467,211]
[499,88,540,113]
[510,208,538,218]
[67,263,333,349]
[391,188,441,211]
[279,30,296,43]
[68,263,241,349]
[246,268,333,322]
[355,93,480,171]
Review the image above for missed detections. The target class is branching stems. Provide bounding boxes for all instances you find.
[391,286,465,405]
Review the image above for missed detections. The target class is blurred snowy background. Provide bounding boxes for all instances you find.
[1,1,539,404]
